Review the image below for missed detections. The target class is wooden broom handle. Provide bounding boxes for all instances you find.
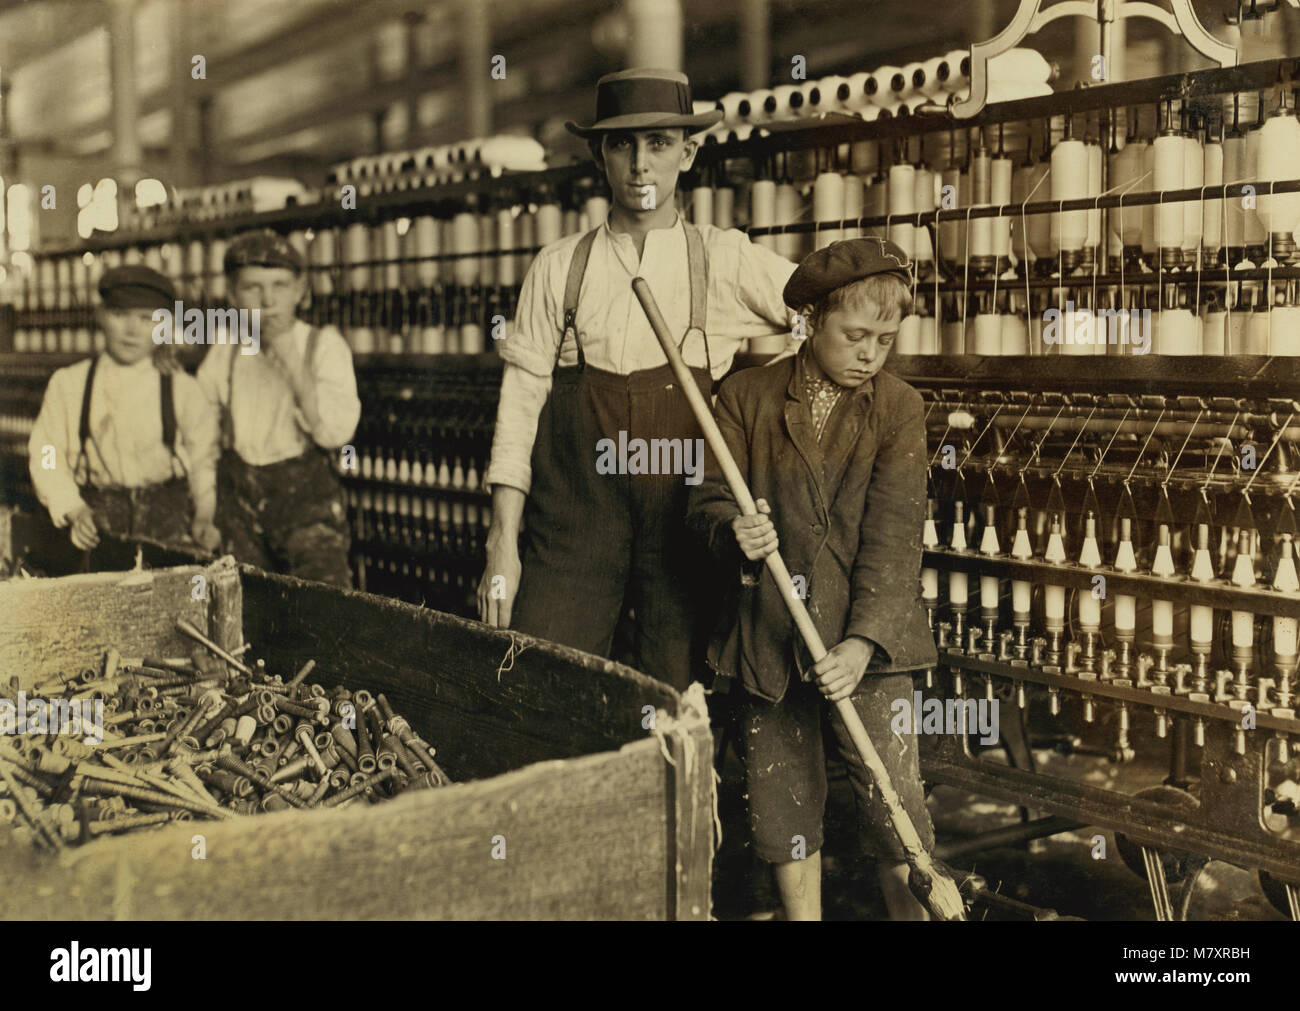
[631,276,932,863]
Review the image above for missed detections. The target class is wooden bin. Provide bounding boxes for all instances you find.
[0,558,714,920]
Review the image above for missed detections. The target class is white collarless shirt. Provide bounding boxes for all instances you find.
[196,319,361,467]
[486,217,797,494]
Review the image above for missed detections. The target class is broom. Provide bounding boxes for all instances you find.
[632,277,965,921]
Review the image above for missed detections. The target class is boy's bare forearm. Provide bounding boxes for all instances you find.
[486,485,526,548]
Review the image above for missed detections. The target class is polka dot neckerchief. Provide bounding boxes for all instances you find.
[805,371,848,443]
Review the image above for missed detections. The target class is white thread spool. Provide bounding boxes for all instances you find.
[1223,128,1247,249]
[813,171,846,249]
[1085,140,1103,254]
[1165,307,1202,355]
[1256,109,1300,247]
[750,180,778,250]
[870,66,905,112]
[897,313,923,354]
[451,211,479,287]
[380,220,402,290]
[343,222,370,292]
[842,174,864,239]
[1001,312,1029,354]
[918,56,949,98]
[943,50,971,92]
[957,166,971,264]
[818,76,852,113]
[913,165,935,263]
[865,174,888,240]
[185,240,206,301]
[775,182,803,260]
[745,89,776,124]
[919,315,939,353]
[719,92,748,127]
[771,84,805,120]
[991,154,1013,261]
[798,82,825,116]
[1273,305,1300,354]
[714,186,735,229]
[1201,308,1228,354]
[516,207,535,279]
[887,163,915,257]
[496,207,517,287]
[901,62,928,102]
[535,202,563,247]
[563,208,580,236]
[206,239,226,300]
[842,73,877,112]
[1245,307,1271,354]
[1182,132,1204,261]
[973,312,1002,354]
[1152,132,1185,255]
[942,318,965,355]
[1140,142,1157,257]
[1050,136,1089,260]
[692,186,715,227]
[1203,135,1224,257]
[1108,138,1145,251]
[1244,118,1267,247]
[413,216,439,287]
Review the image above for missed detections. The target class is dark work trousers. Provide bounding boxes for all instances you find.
[82,477,192,544]
[216,448,352,587]
[512,361,714,691]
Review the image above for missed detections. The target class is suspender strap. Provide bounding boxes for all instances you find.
[160,372,177,454]
[77,355,99,454]
[682,221,712,376]
[558,229,600,367]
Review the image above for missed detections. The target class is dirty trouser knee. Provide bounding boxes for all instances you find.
[217,448,352,587]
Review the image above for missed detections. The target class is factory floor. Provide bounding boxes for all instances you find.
[709,723,1289,922]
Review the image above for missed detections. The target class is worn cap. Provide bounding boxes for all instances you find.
[783,236,913,310]
[98,264,176,310]
[223,228,305,276]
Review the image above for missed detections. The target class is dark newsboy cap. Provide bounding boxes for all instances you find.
[783,236,913,310]
[224,228,305,276]
[98,264,177,310]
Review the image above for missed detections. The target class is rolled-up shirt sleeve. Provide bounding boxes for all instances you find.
[28,367,86,527]
[174,372,220,511]
[301,328,361,450]
[734,237,799,337]
[484,249,565,495]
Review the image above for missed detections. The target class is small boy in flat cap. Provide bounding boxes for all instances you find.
[28,265,221,557]
[197,229,360,587]
[688,236,939,920]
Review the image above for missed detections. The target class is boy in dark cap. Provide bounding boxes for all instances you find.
[477,67,795,690]
[687,237,938,920]
[28,265,221,556]
[196,229,360,587]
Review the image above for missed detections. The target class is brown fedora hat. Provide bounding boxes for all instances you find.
[565,68,723,138]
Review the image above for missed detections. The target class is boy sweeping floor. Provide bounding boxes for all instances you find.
[688,237,939,920]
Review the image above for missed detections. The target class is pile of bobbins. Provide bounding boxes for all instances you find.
[0,620,450,853]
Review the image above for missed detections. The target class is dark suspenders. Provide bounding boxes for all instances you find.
[556,221,711,372]
[76,357,180,486]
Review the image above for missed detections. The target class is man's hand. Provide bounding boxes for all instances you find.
[812,636,874,701]
[477,536,522,628]
[731,498,778,561]
[191,517,222,553]
[67,504,100,551]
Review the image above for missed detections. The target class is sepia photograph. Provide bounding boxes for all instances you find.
[0,0,1296,992]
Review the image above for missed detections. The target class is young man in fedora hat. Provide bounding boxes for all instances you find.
[476,67,797,690]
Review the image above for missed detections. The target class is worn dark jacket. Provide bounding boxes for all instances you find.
[687,344,938,702]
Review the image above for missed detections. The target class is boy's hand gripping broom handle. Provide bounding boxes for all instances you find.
[631,277,965,921]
